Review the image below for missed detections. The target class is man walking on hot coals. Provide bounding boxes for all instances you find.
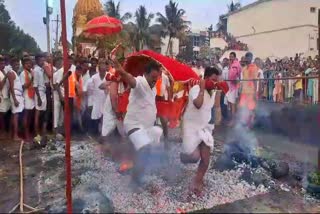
[180,67,220,196]
[112,57,163,187]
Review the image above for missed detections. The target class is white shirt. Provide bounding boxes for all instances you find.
[53,68,65,99]
[33,65,46,97]
[183,85,216,127]
[91,72,106,97]
[124,76,157,131]
[192,66,205,77]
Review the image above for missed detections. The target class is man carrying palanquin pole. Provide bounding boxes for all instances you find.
[111,56,163,187]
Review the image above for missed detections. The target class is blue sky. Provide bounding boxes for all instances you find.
[4,0,255,51]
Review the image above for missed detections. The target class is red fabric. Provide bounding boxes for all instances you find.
[124,50,199,81]
[118,50,199,127]
[187,78,229,94]
[83,15,123,37]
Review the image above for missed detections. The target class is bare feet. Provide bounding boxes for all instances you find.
[190,178,204,197]
[13,136,23,142]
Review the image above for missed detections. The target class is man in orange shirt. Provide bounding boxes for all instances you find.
[239,52,259,127]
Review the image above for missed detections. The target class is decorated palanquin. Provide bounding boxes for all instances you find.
[110,50,229,128]
[116,50,199,128]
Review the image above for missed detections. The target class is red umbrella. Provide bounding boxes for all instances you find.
[83,15,123,37]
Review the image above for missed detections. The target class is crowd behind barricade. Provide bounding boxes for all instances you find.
[189,53,320,126]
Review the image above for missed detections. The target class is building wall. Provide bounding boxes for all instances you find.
[227,0,320,58]
[238,26,318,59]
[161,36,180,56]
[210,37,228,50]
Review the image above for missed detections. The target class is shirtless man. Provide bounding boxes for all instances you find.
[113,58,163,186]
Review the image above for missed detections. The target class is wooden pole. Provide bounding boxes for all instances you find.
[60,0,72,213]
[19,142,24,212]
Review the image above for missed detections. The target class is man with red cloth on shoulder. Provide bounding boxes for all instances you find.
[181,67,228,196]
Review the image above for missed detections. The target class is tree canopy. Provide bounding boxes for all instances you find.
[104,0,132,22]
[156,0,190,55]
[0,0,41,56]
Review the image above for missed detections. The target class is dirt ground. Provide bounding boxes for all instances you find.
[0,126,319,213]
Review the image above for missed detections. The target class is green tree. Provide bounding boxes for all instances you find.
[132,6,154,51]
[104,0,132,22]
[0,0,40,55]
[156,0,190,56]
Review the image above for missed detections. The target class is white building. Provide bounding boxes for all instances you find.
[226,0,320,59]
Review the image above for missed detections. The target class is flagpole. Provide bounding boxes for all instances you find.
[59,0,72,213]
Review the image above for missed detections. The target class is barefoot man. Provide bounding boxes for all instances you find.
[113,58,163,186]
[0,56,10,139]
[20,57,35,142]
[180,67,220,195]
[33,54,47,141]
[8,57,24,141]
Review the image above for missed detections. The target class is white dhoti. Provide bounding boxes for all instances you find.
[127,126,163,151]
[101,95,117,137]
[91,92,106,120]
[53,93,63,128]
[10,95,24,114]
[35,93,47,111]
[24,95,35,110]
[226,88,238,104]
[182,85,216,155]
[182,123,214,154]
[0,98,11,112]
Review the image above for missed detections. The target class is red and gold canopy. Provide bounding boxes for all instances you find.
[83,15,123,37]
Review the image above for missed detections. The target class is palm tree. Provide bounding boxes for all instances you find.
[156,0,190,56]
[132,5,154,51]
[104,0,132,22]
[228,0,241,13]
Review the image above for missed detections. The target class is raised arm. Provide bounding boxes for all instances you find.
[193,80,205,109]
[112,59,136,88]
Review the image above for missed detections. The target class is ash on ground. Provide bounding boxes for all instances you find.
[37,133,318,213]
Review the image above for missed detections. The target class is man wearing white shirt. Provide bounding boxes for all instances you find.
[52,57,65,134]
[113,58,163,186]
[20,57,35,142]
[33,54,47,140]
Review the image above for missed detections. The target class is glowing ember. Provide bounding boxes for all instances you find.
[119,161,134,173]
[176,208,186,213]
